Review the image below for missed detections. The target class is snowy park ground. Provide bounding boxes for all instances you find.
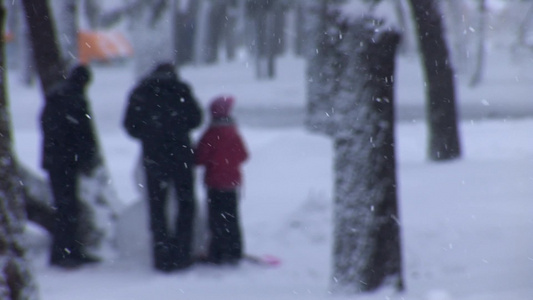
[7,51,533,299]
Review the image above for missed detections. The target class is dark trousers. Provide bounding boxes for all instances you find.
[48,166,83,263]
[207,189,243,264]
[144,159,196,271]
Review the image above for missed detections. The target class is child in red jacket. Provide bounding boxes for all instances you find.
[195,95,249,265]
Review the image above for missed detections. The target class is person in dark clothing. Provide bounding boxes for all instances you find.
[123,62,203,272]
[195,95,249,265]
[40,65,100,268]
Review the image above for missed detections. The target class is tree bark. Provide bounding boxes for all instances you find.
[246,0,279,79]
[408,0,461,161]
[306,5,403,293]
[293,1,306,56]
[203,2,227,64]
[0,2,39,298]
[253,8,269,79]
[222,4,239,61]
[469,0,486,87]
[174,0,200,66]
[328,16,403,294]
[20,0,65,94]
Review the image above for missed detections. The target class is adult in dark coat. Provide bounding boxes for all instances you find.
[41,65,100,268]
[123,63,203,272]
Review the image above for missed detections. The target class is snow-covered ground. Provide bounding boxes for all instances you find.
[9,50,533,300]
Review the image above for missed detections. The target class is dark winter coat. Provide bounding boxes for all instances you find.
[195,118,248,190]
[40,78,98,173]
[123,68,202,167]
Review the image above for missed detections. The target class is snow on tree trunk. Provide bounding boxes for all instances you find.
[332,21,402,295]
[0,2,39,298]
[21,0,121,260]
[307,6,403,293]
[408,0,461,161]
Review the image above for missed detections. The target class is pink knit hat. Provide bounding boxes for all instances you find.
[210,95,235,118]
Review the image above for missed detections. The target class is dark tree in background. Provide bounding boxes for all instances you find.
[0,1,39,299]
[20,0,65,94]
[408,0,461,161]
[245,0,285,79]
[306,3,403,294]
[174,0,200,66]
[293,0,307,56]
[205,1,223,64]
[469,0,487,87]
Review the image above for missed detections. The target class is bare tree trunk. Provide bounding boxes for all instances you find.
[0,2,39,298]
[203,2,227,64]
[293,1,306,56]
[329,19,403,294]
[306,4,403,293]
[265,9,277,78]
[20,0,65,94]
[254,9,269,79]
[469,0,486,87]
[408,0,461,161]
[223,4,239,61]
[174,0,200,67]
[272,3,286,56]
[246,0,279,79]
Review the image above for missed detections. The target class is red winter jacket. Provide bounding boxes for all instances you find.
[195,121,248,190]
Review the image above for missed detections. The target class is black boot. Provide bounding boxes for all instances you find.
[153,242,174,272]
